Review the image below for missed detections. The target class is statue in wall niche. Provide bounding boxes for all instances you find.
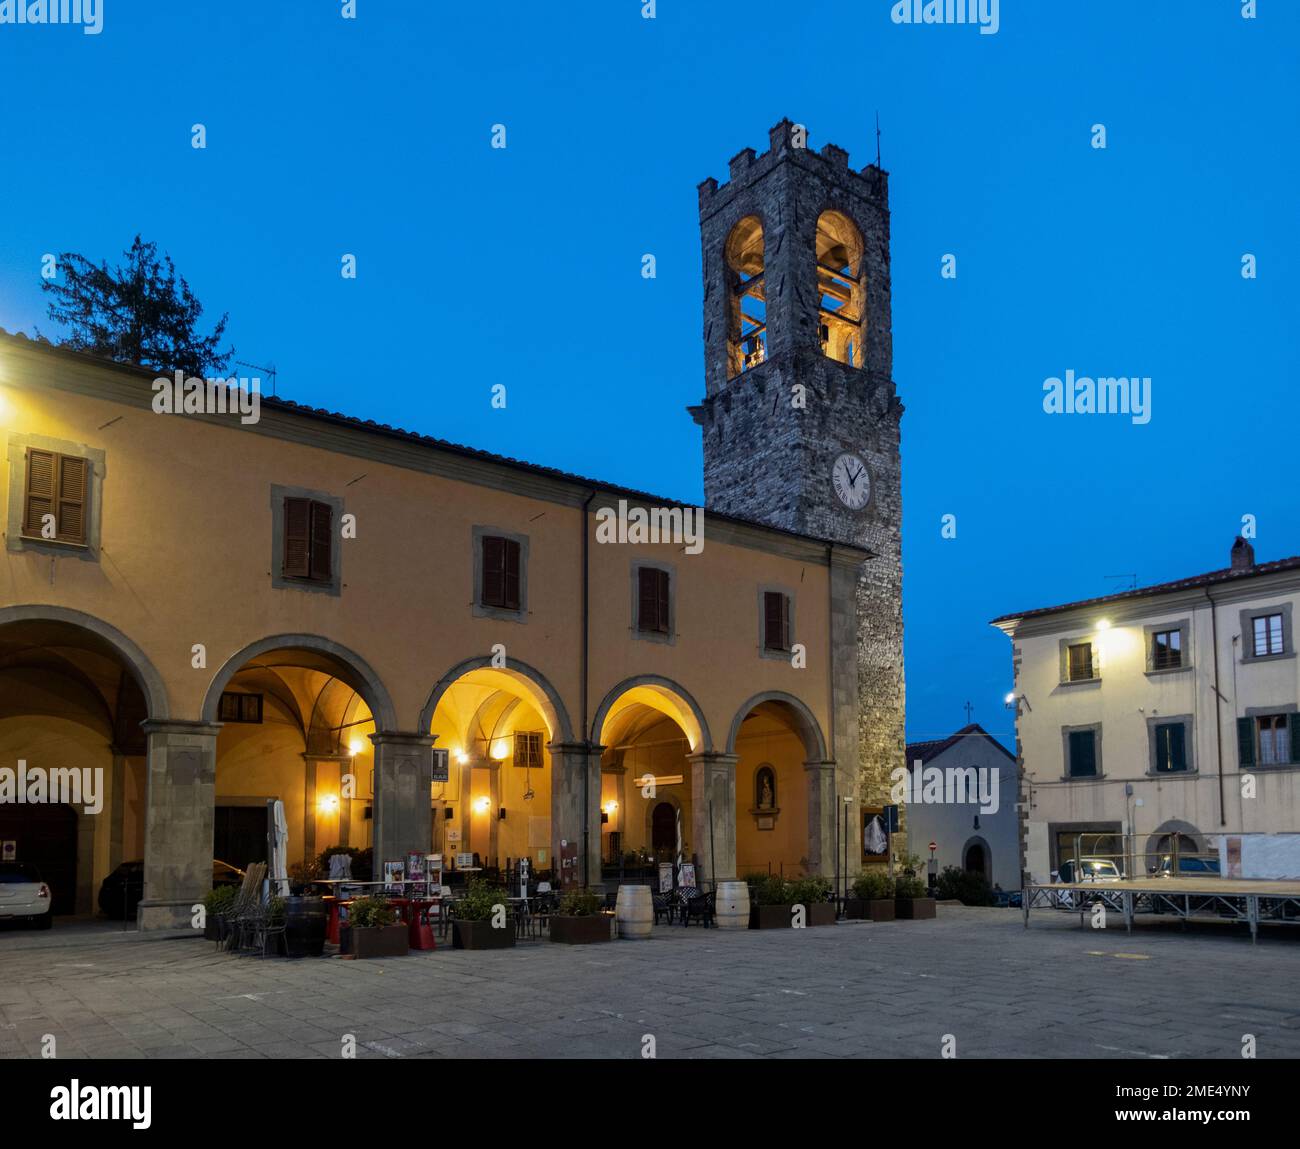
[756,766,775,810]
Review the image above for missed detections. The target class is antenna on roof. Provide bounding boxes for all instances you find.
[963,701,974,724]
[235,359,277,398]
[875,111,882,167]
[1104,573,1138,591]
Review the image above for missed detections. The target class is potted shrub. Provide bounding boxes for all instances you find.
[935,865,995,906]
[789,876,837,927]
[202,884,238,941]
[845,870,896,922]
[895,855,937,920]
[344,895,408,958]
[549,889,612,944]
[451,879,516,950]
[748,874,794,928]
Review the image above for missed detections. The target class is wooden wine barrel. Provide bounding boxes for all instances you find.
[715,881,751,930]
[615,884,653,939]
[284,896,327,957]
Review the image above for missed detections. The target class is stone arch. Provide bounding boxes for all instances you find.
[590,675,712,753]
[201,634,397,731]
[1143,818,1205,870]
[726,691,828,763]
[419,655,574,745]
[0,604,170,719]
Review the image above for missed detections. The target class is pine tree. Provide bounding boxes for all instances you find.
[40,235,233,377]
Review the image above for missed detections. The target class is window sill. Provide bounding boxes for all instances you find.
[1241,651,1295,665]
[1060,773,1103,782]
[633,627,675,646]
[1145,769,1197,778]
[1144,665,1191,677]
[1244,762,1300,773]
[274,574,340,596]
[1058,677,1102,688]
[760,645,793,661]
[473,601,527,623]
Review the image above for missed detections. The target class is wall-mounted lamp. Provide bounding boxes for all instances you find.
[473,795,491,814]
[317,793,339,814]
[1096,618,1111,631]
[602,800,618,815]
[349,739,366,756]
[491,740,509,761]
[455,749,470,765]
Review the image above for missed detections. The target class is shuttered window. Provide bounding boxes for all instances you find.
[218,692,263,724]
[1153,722,1187,773]
[480,535,521,610]
[763,591,791,651]
[22,449,89,545]
[1066,643,1095,682]
[637,566,671,634]
[1067,730,1097,777]
[513,731,544,769]
[1241,714,1300,767]
[282,497,333,582]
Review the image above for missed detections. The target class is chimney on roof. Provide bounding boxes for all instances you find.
[1231,536,1255,571]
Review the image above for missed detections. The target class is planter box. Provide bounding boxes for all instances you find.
[350,923,410,958]
[844,898,895,922]
[549,914,612,944]
[895,897,937,920]
[749,902,836,929]
[452,918,517,950]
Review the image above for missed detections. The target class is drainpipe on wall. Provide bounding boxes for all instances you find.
[827,544,839,893]
[1207,587,1226,827]
[581,491,596,886]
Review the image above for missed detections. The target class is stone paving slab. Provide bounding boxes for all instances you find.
[1,907,1297,1060]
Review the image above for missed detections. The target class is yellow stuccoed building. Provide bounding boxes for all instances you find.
[0,123,906,929]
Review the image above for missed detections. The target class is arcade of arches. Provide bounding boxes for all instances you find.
[0,614,845,927]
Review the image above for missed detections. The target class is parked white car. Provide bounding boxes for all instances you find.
[0,862,53,929]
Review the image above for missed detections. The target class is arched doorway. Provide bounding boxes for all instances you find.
[203,638,394,885]
[727,692,827,878]
[963,838,990,882]
[592,677,708,881]
[651,802,677,856]
[421,659,572,884]
[0,610,166,917]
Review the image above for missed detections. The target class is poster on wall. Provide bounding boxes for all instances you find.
[383,861,404,893]
[658,863,674,893]
[862,807,889,862]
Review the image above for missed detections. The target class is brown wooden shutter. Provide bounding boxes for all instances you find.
[502,537,521,610]
[657,570,670,633]
[482,535,505,606]
[56,455,88,543]
[764,591,788,650]
[637,567,657,632]
[23,448,55,537]
[309,500,333,581]
[283,497,312,578]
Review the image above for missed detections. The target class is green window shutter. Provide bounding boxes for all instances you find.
[1237,717,1255,768]
[1168,723,1186,771]
[1069,730,1096,777]
[1289,716,1300,764]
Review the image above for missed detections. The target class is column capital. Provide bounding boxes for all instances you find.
[369,731,437,749]
[301,752,352,764]
[141,719,222,738]
[547,740,603,756]
[803,758,838,772]
[685,751,739,766]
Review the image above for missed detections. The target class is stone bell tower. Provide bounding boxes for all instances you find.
[689,119,906,864]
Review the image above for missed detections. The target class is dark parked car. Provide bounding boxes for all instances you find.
[1155,855,1220,877]
[98,859,244,919]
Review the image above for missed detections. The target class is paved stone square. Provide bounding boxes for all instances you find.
[1,908,1297,1060]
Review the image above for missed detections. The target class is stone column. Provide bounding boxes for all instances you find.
[139,720,220,931]
[687,752,738,886]
[804,759,838,878]
[486,758,502,868]
[550,741,602,888]
[371,732,435,868]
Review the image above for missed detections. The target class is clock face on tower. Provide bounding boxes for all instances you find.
[831,451,871,511]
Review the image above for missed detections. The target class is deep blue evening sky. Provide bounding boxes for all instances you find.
[1,1,1296,746]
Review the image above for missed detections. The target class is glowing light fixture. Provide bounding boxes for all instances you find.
[603,800,618,815]
[455,749,470,765]
[349,739,365,756]
[317,793,339,814]
[473,795,492,814]
[491,740,509,761]
[1004,692,1016,704]
[1096,619,1111,631]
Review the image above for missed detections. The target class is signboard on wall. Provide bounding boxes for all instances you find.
[559,838,579,890]
[862,807,889,862]
[431,748,450,783]
[1,840,14,862]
